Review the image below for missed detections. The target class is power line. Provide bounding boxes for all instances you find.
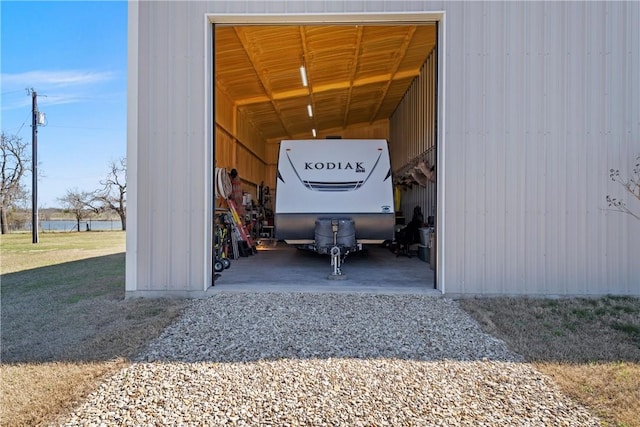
[46,124,122,131]
[0,89,28,96]
[2,113,32,134]
[15,113,32,134]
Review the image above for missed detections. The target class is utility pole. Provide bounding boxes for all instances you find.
[30,89,40,243]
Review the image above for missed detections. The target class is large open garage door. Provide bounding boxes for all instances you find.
[210,15,442,292]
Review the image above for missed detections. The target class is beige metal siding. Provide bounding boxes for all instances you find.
[125,0,138,292]
[129,1,211,295]
[441,1,640,295]
[128,0,639,296]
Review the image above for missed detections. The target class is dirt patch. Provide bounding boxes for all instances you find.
[1,360,128,427]
[536,361,640,427]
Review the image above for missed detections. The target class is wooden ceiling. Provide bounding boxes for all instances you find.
[215,24,437,141]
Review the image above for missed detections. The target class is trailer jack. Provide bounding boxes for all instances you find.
[328,220,347,280]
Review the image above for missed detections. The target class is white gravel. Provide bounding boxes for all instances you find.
[59,293,602,426]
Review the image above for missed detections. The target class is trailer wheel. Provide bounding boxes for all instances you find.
[222,258,231,269]
[214,261,224,272]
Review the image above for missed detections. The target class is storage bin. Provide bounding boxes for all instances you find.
[419,228,429,245]
[418,244,429,262]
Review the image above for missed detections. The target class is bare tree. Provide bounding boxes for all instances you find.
[58,189,99,232]
[95,158,126,231]
[606,154,640,221]
[1,132,30,234]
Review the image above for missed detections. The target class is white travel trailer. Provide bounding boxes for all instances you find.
[275,139,395,264]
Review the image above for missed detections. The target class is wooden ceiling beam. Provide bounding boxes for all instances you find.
[233,27,292,138]
[369,27,416,123]
[299,26,316,134]
[343,25,364,128]
[216,25,437,140]
[235,68,421,106]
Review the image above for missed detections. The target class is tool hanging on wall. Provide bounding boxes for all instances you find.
[215,167,233,199]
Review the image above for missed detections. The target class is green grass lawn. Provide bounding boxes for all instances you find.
[1,231,126,275]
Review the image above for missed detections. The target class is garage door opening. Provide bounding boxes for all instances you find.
[211,18,442,291]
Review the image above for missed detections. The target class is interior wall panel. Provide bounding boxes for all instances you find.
[389,51,437,228]
[265,142,279,165]
[214,127,234,170]
[216,83,269,197]
[236,109,265,160]
[265,164,277,190]
[215,87,234,131]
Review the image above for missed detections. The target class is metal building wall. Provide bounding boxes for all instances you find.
[127,1,212,297]
[441,1,639,295]
[128,1,639,297]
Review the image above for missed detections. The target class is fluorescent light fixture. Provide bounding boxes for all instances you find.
[299,65,308,87]
[307,104,313,117]
[312,128,317,137]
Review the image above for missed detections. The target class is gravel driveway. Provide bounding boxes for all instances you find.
[59,293,601,426]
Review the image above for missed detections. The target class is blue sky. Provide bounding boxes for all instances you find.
[1,1,127,208]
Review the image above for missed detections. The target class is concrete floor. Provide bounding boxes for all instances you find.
[211,240,439,295]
